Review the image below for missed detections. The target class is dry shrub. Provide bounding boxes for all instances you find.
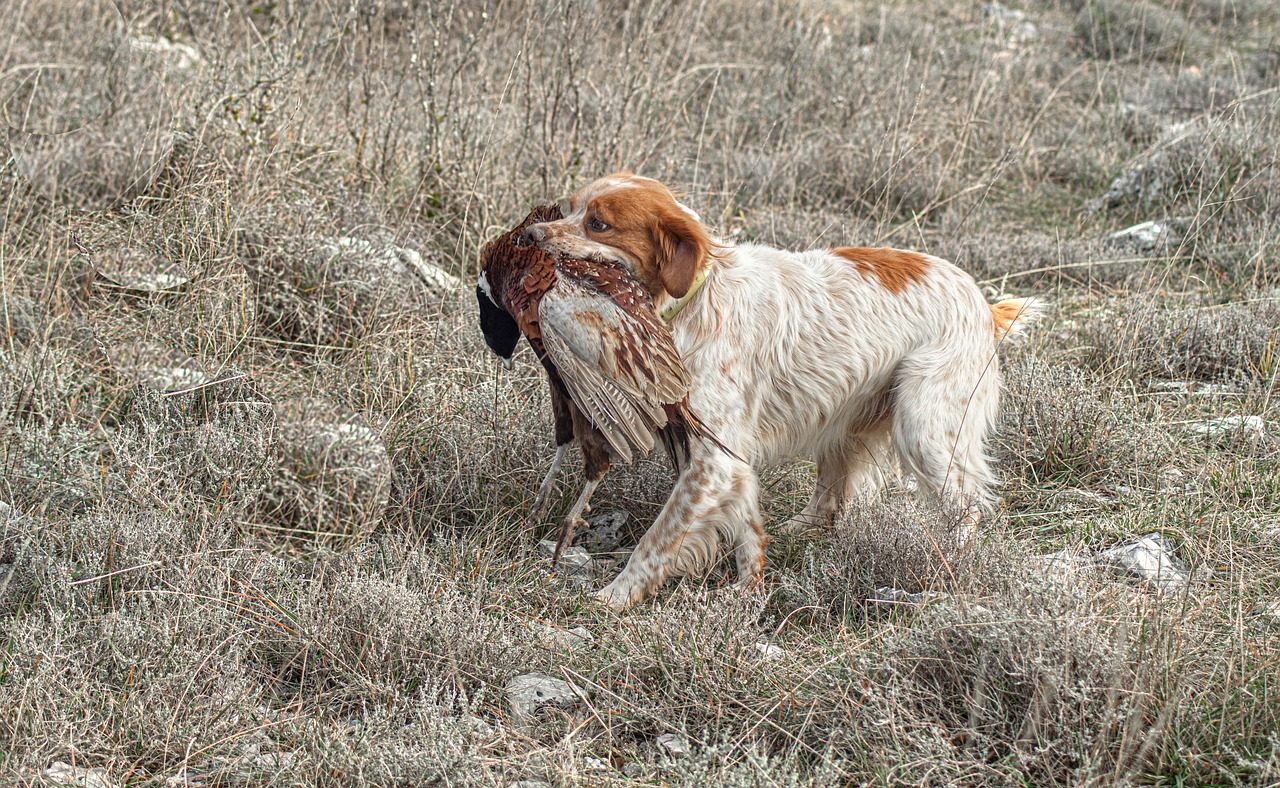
[1082,296,1280,383]
[4,0,1280,784]
[1000,361,1133,486]
[251,397,391,551]
[241,227,452,352]
[1074,0,1202,63]
[774,497,975,623]
[2,2,202,208]
[934,232,1131,291]
[887,563,1170,785]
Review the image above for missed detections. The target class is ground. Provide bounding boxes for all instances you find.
[1,0,1278,785]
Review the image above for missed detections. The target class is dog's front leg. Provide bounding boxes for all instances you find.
[595,453,764,610]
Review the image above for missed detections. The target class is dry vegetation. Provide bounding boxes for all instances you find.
[2,0,1278,784]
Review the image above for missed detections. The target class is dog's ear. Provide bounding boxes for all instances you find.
[654,208,710,298]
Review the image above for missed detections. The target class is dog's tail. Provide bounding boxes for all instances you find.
[990,297,1042,343]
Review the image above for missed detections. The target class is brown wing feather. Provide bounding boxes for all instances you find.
[537,273,691,463]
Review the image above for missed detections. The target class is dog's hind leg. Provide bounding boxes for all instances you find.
[779,421,893,536]
[889,347,1001,543]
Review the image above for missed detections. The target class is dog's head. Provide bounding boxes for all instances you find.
[518,172,714,302]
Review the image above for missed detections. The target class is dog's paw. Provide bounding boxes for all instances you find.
[592,581,635,612]
[777,512,829,537]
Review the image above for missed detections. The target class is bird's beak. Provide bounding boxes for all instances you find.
[501,357,513,371]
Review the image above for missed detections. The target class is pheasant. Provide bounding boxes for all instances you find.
[476,204,712,563]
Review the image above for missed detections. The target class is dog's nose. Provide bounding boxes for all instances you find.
[516,223,547,248]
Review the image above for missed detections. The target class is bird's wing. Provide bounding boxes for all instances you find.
[537,278,691,463]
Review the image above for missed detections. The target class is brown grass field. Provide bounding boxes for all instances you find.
[1,0,1278,784]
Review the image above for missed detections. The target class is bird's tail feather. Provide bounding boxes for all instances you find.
[660,401,739,472]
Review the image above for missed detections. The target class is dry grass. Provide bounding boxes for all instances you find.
[1,0,1278,784]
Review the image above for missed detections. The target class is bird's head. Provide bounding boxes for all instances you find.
[475,269,520,369]
[476,203,565,370]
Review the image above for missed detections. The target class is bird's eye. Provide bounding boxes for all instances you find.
[587,217,610,233]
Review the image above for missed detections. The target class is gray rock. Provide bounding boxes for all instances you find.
[44,762,119,788]
[1087,155,1167,212]
[1035,548,1086,577]
[1186,415,1265,444]
[504,672,587,719]
[576,509,629,553]
[983,2,1025,21]
[1148,379,1240,396]
[622,763,644,777]
[869,587,944,607]
[1253,600,1280,628]
[536,624,595,650]
[656,732,691,758]
[128,36,203,73]
[1098,533,1188,591]
[536,540,595,579]
[108,342,209,394]
[95,247,189,293]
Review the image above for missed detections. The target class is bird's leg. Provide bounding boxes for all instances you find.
[551,478,600,564]
[526,444,568,526]
[552,419,612,565]
[526,374,576,528]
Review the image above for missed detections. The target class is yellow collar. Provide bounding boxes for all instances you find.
[659,267,708,323]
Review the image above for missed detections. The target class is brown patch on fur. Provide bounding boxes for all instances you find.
[582,173,714,299]
[832,247,930,293]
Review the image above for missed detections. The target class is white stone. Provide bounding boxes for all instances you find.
[1253,600,1280,628]
[869,587,943,606]
[983,2,1025,21]
[97,270,190,292]
[129,36,203,72]
[1148,379,1239,396]
[45,762,119,788]
[754,642,785,660]
[583,757,610,772]
[1036,548,1086,577]
[1108,220,1175,252]
[504,673,587,719]
[536,540,595,576]
[656,732,691,757]
[1098,533,1188,591]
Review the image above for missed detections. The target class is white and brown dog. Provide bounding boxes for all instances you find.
[518,172,1039,609]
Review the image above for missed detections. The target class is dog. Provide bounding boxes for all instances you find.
[518,172,1039,609]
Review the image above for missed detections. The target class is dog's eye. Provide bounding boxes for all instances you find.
[587,217,610,233]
